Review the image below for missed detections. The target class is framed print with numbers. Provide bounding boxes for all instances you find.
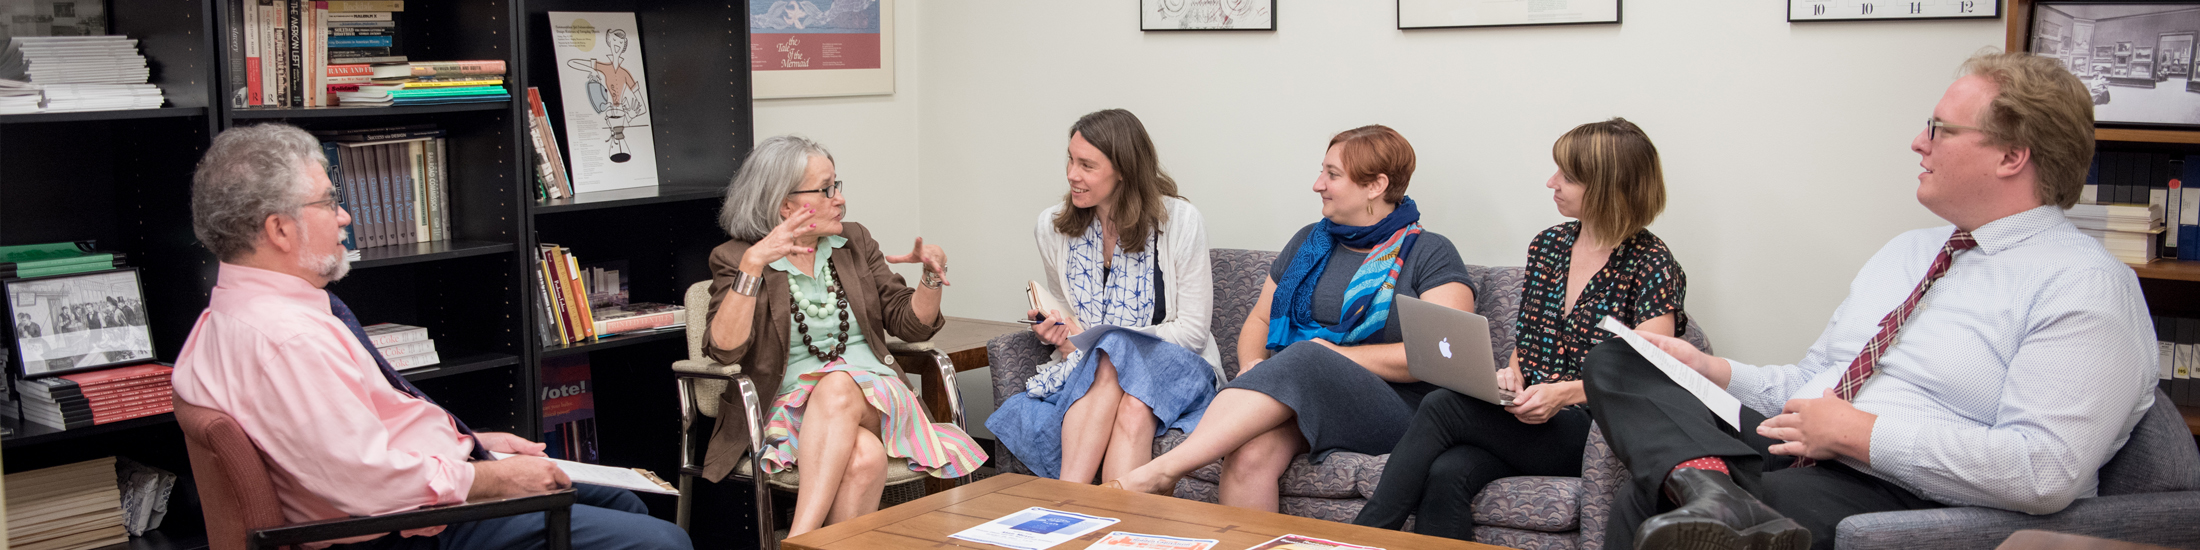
[1789,0,1999,21]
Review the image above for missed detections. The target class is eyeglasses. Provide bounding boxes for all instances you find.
[1926,118,1985,141]
[301,188,341,211]
[788,180,844,199]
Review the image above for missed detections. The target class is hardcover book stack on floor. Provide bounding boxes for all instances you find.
[4,457,125,550]
[2068,203,2162,264]
[0,36,164,113]
[314,125,453,250]
[17,363,175,430]
[365,323,439,371]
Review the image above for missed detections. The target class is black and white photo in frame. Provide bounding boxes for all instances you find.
[7,269,153,377]
[1142,0,1274,31]
[2034,2,2200,128]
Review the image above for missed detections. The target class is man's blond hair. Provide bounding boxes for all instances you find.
[1961,50,2095,208]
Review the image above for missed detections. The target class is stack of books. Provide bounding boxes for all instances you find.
[235,0,408,108]
[2069,203,2163,264]
[314,125,453,249]
[365,323,439,370]
[0,241,127,279]
[17,363,176,430]
[525,87,576,199]
[345,60,508,106]
[0,36,165,113]
[0,79,41,114]
[537,245,596,346]
[4,457,126,550]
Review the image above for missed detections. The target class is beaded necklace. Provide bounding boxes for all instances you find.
[791,260,852,361]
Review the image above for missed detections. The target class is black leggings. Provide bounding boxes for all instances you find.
[1350,388,1592,541]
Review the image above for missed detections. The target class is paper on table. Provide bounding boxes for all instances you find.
[1082,532,1217,550]
[1243,534,1384,550]
[489,452,678,495]
[950,507,1121,550]
[1598,316,1743,431]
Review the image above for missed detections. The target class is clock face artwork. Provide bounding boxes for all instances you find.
[1788,0,1998,21]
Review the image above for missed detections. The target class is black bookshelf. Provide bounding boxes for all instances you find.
[229,101,513,119]
[531,182,728,214]
[0,107,208,124]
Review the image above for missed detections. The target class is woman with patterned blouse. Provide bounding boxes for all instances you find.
[1351,118,1687,541]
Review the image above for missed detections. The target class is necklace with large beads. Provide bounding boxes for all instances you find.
[791,262,852,361]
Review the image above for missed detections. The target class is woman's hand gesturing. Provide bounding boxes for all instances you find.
[740,207,820,272]
[883,237,949,286]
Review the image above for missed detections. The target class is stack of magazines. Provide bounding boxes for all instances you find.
[0,36,165,113]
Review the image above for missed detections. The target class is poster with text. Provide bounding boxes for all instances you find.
[548,11,661,194]
[751,0,894,98]
[1398,0,1619,29]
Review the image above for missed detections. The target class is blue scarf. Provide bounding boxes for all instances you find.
[1266,197,1423,350]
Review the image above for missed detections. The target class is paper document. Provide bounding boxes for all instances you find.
[1244,534,1384,550]
[1598,316,1743,430]
[490,452,678,495]
[950,507,1120,550]
[1082,532,1216,550]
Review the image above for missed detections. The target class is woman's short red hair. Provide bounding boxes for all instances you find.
[1327,125,1416,204]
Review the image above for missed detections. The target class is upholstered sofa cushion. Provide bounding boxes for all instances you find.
[1473,476,1585,532]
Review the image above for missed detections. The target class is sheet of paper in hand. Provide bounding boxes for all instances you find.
[1598,316,1742,430]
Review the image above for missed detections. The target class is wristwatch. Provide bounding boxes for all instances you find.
[920,269,944,289]
[730,269,763,296]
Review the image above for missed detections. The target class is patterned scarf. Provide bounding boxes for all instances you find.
[1065,218,1159,329]
[1266,197,1423,350]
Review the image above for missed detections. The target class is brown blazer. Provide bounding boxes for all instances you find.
[698,222,946,482]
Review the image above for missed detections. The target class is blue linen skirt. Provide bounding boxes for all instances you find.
[988,329,1218,480]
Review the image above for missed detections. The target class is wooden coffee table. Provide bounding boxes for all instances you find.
[782,474,1508,550]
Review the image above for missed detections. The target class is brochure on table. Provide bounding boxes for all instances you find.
[1244,534,1384,550]
[1083,532,1216,550]
[545,11,660,194]
[950,507,1119,550]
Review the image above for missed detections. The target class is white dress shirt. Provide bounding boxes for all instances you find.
[1725,205,2157,514]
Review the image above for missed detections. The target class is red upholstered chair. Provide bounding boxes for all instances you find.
[174,397,577,550]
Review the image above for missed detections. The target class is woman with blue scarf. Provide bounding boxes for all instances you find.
[1105,125,1477,512]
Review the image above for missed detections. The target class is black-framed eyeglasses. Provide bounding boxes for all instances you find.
[1926,118,1984,141]
[789,180,844,199]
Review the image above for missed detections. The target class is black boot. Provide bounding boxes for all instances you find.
[1633,468,1809,550]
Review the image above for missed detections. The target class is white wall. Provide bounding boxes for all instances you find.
[903,1,2010,364]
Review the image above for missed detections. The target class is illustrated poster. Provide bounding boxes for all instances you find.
[750,0,894,98]
[547,11,660,194]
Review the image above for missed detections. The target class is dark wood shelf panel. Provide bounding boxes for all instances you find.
[2,412,176,450]
[400,352,522,382]
[0,107,207,124]
[2183,404,2199,436]
[2099,127,2200,145]
[538,329,684,358]
[532,183,727,216]
[2132,259,2200,283]
[351,240,517,270]
[229,101,511,120]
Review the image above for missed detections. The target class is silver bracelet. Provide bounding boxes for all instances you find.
[731,270,763,296]
[920,270,943,289]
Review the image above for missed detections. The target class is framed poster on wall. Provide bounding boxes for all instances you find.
[1788,0,1998,22]
[1398,0,1619,29]
[1142,0,1275,31]
[750,0,894,99]
[2032,2,2200,129]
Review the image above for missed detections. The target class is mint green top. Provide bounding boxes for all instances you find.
[770,234,897,395]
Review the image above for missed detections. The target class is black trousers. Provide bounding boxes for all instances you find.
[1580,340,1942,550]
[1350,388,1592,541]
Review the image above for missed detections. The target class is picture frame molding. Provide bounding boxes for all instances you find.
[1397,0,1620,30]
[1141,0,1278,32]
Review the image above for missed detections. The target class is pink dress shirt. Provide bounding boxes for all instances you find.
[172,263,477,545]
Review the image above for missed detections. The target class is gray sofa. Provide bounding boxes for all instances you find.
[985,248,1709,549]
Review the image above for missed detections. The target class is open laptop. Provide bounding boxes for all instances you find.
[1398,295,1513,406]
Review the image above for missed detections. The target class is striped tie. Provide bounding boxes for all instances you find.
[1796,230,1976,467]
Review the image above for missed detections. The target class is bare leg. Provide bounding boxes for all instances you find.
[786,372,880,537]
[1115,388,1294,494]
[1099,394,1156,482]
[1218,424,1307,512]
[824,426,888,525]
[1058,353,1124,484]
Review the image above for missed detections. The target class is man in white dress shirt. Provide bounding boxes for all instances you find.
[1580,51,2158,550]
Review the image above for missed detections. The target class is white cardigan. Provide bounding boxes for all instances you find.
[1033,197,1225,383]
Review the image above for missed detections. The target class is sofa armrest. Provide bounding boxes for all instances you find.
[986,331,1052,408]
[1834,492,2200,550]
[248,489,576,550]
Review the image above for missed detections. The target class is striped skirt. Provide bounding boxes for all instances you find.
[759,361,987,478]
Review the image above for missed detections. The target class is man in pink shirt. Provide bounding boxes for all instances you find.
[173,123,691,550]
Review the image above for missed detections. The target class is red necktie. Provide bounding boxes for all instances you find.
[1797,230,1977,467]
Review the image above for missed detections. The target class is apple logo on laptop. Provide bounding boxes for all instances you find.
[1438,337,1452,359]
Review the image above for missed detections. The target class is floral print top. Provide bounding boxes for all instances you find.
[1515,222,1687,386]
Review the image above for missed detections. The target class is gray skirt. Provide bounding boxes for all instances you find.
[1224,340,1437,462]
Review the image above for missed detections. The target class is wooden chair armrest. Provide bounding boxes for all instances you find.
[247,489,576,550]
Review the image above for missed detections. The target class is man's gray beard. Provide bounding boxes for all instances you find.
[303,228,354,282]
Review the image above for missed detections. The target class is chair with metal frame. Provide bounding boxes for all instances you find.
[174,398,576,550]
[669,281,965,550]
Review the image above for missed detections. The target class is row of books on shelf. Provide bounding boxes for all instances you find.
[367,322,440,371]
[534,246,683,346]
[0,36,165,114]
[6,457,177,550]
[315,124,452,250]
[224,0,508,108]
[2082,152,2200,264]
[15,363,175,431]
[2158,315,2200,407]
[523,87,578,199]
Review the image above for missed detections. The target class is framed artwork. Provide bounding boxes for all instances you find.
[2159,32,2194,77]
[2096,45,2116,61]
[750,0,895,99]
[1788,0,1996,21]
[7,269,153,378]
[1143,0,1275,31]
[1398,0,1619,29]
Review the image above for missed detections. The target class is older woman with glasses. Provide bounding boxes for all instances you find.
[695,135,986,537]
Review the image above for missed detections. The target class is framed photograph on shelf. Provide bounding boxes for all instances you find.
[751,0,895,98]
[2032,2,2200,128]
[6,269,152,378]
[1398,0,1618,29]
[1143,0,1274,31]
[1788,0,1996,21]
